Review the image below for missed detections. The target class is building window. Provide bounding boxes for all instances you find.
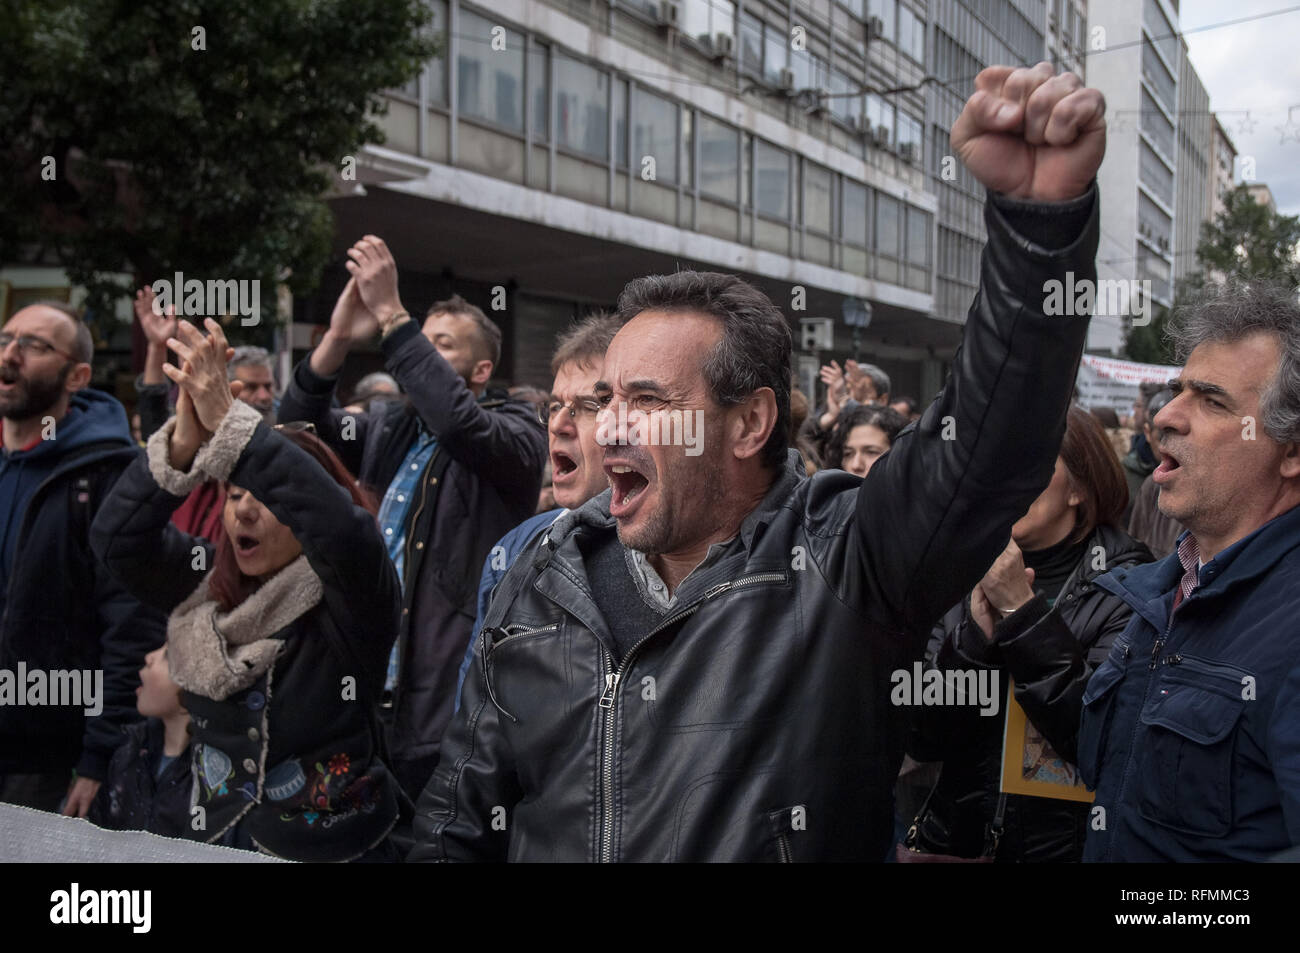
[458,9,524,132]
[614,77,629,167]
[633,87,679,184]
[898,5,925,64]
[754,139,791,220]
[866,93,895,144]
[555,53,608,160]
[740,11,764,76]
[424,0,449,104]
[803,162,833,234]
[906,206,931,265]
[897,111,923,161]
[876,192,901,259]
[842,180,869,247]
[790,49,828,92]
[682,0,735,47]
[868,0,896,42]
[763,19,787,85]
[528,41,548,142]
[830,69,861,124]
[699,114,738,202]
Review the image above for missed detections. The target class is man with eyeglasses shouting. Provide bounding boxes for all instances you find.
[0,302,165,817]
[452,312,622,712]
[277,239,546,806]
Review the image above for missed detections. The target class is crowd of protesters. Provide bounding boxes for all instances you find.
[3,63,1300,863]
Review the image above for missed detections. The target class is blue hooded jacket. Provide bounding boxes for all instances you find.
[0,387,167,780]
[1079,504,1300,861]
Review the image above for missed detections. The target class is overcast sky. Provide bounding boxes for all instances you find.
[1180,0,1300,216]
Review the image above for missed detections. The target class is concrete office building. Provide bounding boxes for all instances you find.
[925,0,1087,353]
[316,0,950,401]
[1083,0,1184,354]
[1210,114,1236,222]
[1173,37,1209,286]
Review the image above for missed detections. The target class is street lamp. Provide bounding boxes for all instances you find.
[841,297,872,361]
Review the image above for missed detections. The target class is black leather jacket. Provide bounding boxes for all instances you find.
[909,522,1153,861]
[411,186,1101,862]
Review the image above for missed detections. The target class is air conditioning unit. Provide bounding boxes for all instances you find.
[657,0,681,28]
[866,15,885,41]
[899,142,918,163]
[875,124,892,148]
[851,114,871,134]
[779,67,796,90]
[799,317,835,351]
[709,32,734,59]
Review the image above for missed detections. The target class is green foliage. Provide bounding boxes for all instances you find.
[0,0,437,345]
[1123,300,1174,365]
[1123,185,1300,363]
[1195,185,1300,287]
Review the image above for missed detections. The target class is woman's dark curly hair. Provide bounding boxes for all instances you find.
[825,404,909,471]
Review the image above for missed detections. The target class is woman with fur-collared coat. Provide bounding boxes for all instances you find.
[91,318,402,862]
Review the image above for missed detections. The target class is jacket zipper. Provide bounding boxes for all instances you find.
[775,831,793,863]
[594,571,787,862]
[391,447,439,705]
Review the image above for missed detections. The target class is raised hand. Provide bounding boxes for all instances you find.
[950,62,1105,202]
[134,286,178,348]
[327,277,380,345]
[163,319,239,434]
[820,361,847,415]
[346,235,405,323]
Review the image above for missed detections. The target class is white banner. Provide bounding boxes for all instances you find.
[1076,354,1180,416]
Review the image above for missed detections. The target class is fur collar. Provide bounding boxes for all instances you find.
[168,555,323,700]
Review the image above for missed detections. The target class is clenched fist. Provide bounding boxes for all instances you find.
[951,62,1105,202]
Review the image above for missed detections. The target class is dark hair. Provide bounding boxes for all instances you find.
[891,396,918,417]
[20,299,93,364]
[825,404,908,471]
[1089,405,1121,429]
[789,387,809,440]
[208,428,378,611]
[551,311,620,376]
[1146,387,1174,419]
[616,271,792,469]
[426,294,502,367]
[1060,403,1128,542]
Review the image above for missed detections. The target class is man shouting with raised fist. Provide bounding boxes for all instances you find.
[412,64,1105,862]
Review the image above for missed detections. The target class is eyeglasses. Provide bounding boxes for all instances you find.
[0,332,79,363]
[537,397,602,426]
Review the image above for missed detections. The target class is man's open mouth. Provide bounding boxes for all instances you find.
[552,451,579,478]
[605,459,651,516]
[235,534,261,557]
[1153,449,1181,482]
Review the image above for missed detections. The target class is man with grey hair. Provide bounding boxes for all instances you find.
[225,346,276,421]
[1079,277,1300,861]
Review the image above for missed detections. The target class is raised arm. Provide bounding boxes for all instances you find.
[847,64,1105,633]
[160,319,399,687]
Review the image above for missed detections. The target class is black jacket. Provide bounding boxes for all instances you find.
[909,522,1153,861]
[410,186,1101,862]
[277,322,547,785]
[0,388,167,779]
[88,718,192,838]
[91,410,403,861]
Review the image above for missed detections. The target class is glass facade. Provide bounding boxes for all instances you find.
[457,9,524,132]
[381,2,936,294]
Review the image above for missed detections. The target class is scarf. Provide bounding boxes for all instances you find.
[167,555,323,701]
